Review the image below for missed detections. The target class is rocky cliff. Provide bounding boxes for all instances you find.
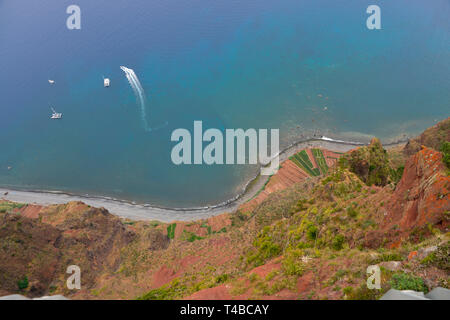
[0,120,448,300]
[0,202,135,297]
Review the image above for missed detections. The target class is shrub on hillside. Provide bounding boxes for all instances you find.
[441,141,450,169]
[389,273,428,293]
[17,276,28,290]
[331,234,345,250]
[306,224,318,241]
[421,242,449,272]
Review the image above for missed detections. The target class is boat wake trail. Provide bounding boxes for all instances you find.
[120,66,151,131]
[147,121,169,132]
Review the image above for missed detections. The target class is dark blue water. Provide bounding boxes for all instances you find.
[0,0,449,207]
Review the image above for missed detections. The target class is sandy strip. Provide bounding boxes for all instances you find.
[0,138,406,222]
[0,187,235,222]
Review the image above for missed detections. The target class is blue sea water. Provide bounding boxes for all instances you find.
[0,0,449,207]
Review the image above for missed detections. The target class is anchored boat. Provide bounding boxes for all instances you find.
[50,107,62,119]
[103,76,110,87]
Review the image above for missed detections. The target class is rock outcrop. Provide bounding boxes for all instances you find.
[365,146,449,248]
[385,147,449,232]
[342,138,392,186]
[404,117,450,156]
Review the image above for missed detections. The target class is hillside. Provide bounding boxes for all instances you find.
[0,202,135,297]
[403,117,450,156]
[0,120,448,300]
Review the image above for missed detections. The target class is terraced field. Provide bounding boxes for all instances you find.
[312,148,329,174]
[289,150,321,176]
[241,148,344,213]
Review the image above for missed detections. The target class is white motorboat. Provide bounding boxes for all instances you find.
[51,107,62,119]
[103,75,110,87]
[48,80,55,84]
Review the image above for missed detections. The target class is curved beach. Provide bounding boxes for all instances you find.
[0,137,406,222]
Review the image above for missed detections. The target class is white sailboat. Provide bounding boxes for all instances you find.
[50,107,62,119]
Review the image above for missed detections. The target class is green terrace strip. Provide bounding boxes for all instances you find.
[298,150,313,168]
[312,149,329,174]
[289,150,321,176]
[167,223,176,239]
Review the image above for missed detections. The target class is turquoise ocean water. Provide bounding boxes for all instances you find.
[0,0,449,207]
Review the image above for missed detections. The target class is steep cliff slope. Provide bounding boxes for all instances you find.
[0,120,448,300]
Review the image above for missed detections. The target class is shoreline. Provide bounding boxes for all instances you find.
[0,137,407,222]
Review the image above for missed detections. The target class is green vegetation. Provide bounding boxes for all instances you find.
[346,283,385,300]
[183,231,204,242]
[215,274,229,284]
[346,205,359,219]
[17,276,28,290]
[199,223,227,237]
[389,165,405,185]
[147,221,161,228]
[246,226,282,267]
[217,227,227,234]
[298,150,313,168]
[137,279,186,300]
[441,141,450,170]
[312,149,329,174]
[340,138,393,186]
[389,273,428,293]
[306,224,319,241]
[343,286,353,295]
[331,235,345,250]
[0,202,26,214]
[321,168,345,185]
[200,223,212,235]
[166,223,176,240]
[282,251,305,276]
[378,252,404,262]
[421,242,449,271]
[290,150,320,176]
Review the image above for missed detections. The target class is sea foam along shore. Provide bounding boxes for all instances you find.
[0,137,406,222]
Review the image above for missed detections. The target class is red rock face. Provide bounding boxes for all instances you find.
[18,204,44,219]
[384,147,449,232]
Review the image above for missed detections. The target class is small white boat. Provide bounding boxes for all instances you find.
[50,107,62,119]
[104,78,110,87]
[48,80,55,84]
